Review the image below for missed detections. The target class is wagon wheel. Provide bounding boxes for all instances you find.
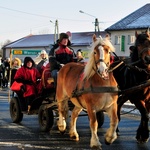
[96,111,104,128]
[38,105,54,132]
[10,97,23,123]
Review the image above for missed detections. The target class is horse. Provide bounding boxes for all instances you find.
[111,31,150,143]
[56,34,119,149]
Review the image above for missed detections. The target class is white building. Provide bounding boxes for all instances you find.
[105,3,150,57]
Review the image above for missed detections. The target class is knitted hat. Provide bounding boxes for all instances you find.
[59,33,69,42]
[40,50,47,55]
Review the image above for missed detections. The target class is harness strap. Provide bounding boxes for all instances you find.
[72,86,120,97]
[121,79,150,95]
[71,68,86,109]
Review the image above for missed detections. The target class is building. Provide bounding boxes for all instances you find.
[2,31,107,61]
[2,3,150,60]
[105,3,150,57]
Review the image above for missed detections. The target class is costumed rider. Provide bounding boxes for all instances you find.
[13,57,41,113]
[49,32,74,88]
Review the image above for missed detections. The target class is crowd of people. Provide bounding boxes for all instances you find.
[9,32,85,113]
[0,57,11,88]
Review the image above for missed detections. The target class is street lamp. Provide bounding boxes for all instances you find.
[79,10,100,35]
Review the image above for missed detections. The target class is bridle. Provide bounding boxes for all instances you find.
[93,44,110,79]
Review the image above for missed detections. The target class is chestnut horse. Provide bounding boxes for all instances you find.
[56,34,119,149]
[112,31,150,143]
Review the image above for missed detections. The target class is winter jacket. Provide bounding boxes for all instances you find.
[54,44,74,64]
[14,67,41,97]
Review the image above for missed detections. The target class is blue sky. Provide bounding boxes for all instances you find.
[0,0,150,44]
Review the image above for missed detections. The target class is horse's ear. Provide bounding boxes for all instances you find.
[135,31,138,38]
[105,34,110,40]
[92,34,97,42]
[145,28,150,38]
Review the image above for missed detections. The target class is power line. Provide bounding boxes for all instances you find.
[0,5,116,23]
[0,5,51,18]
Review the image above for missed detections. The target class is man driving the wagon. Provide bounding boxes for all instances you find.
[49,32,75,88]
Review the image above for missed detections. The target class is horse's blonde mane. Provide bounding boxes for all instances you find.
[83,36,115,79]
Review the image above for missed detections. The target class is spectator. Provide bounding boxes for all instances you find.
[129,46,135,58]
[76,49,85,63]
[3,58,10,88]
[10,57,22,86]
[0,60,5,88]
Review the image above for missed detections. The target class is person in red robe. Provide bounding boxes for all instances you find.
[14,57,41,113]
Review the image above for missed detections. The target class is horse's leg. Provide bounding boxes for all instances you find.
[69,106,82,141]
[116,95,128,135]
[57,99,69,133]
[105,102,118,144]
[134,101,149,143]
[86,106,102,149]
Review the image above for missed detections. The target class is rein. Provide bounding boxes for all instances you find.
[108,61,124,72]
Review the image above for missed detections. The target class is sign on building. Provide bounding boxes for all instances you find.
[13,50,41,55]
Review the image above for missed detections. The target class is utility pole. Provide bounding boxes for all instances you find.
[54,20,59,44]
[79,10,100,36]
[94,18,100,35]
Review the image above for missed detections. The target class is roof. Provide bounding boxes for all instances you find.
[3,31,107,49]
[105,3,150,31]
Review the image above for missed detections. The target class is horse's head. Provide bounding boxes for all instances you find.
[92,34,115,79]
[135,31,150,70]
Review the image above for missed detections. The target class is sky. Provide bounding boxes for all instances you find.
[0,0,150,45]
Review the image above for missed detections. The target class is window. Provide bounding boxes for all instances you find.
[128,35,135,44]
[114,35,120,45]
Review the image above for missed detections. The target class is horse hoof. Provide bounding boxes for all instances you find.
[137,138,149,144]
[105,139,111,145]
[91,145,102,150]
[70,136,79,141]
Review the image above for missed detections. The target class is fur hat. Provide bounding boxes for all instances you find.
[59,33,69,42]
[12,57,21,66]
